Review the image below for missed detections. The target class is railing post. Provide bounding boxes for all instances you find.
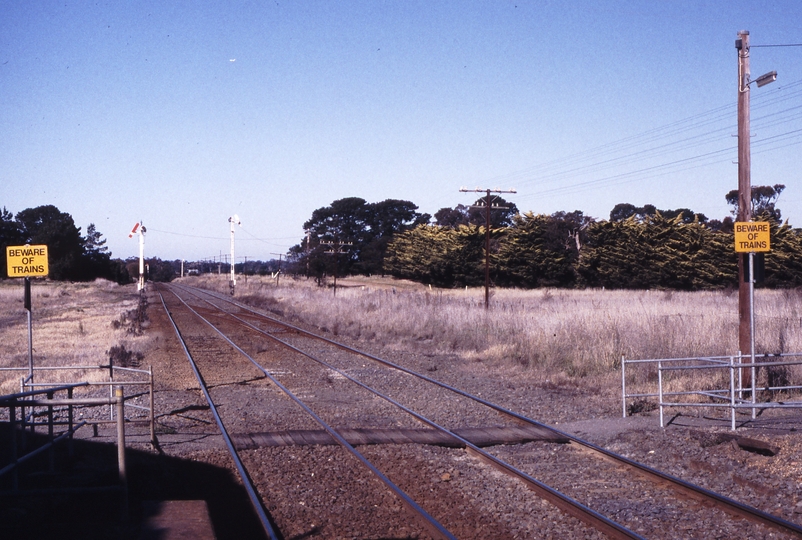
[18,377,29,451]
[751,354,757,420]
[109,355,115,421]
[10,403,18,491]
[730,356,736,431]
[115,386,129,522]
[621,356,627,418]
[737,350,743,400]
[47,390,54,472]
[67,386,75,458]
[658,360,664,428]
[149,366,156,447]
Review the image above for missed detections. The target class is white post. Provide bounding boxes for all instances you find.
[621,355,627,418]
[228,215,240,295]
[749,251,757,419]
[658,360,664,428]
[138,223,145,291]
[730,355,736,430]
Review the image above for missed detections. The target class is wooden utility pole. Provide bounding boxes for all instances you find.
[460,187,516,309]
[321,240,352,296]
[737,30,752,363]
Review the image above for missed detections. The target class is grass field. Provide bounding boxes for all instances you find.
[0,279,150,395]
[189,274,802,374]
[4,275,801,405]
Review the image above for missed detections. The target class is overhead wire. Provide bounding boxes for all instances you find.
[500,77,802,203]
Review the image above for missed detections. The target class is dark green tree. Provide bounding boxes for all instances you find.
[80,223,115,280]
[494,211,592,288]
[298,197,429,278]
[725,184,785,221]
[16,205,85,280]
[435,196,518,228]
[384,225,485,287]
[577,214,735,290]
[610,203,706,224]
[146,258,176,282]
[0,206,26,277]
[750,218,802,289]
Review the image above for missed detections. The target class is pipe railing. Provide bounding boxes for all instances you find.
[622,352,802,430]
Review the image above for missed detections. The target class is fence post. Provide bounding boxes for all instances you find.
[730,355,736,431]
[658,360,664,428]
[621,356,627,418]
[67,387,74,458]
[737,350,743,400]
[751,354,757,420]
[10,403,18,491]
[115,386,128,522]
[149,366,156,446]
[47,390,54,472]
[109,355,115,421]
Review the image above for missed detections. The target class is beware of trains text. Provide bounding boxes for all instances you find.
[6,245,49,277]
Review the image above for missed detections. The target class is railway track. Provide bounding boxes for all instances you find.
[155,282,802,539]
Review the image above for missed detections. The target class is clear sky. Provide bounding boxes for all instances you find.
[2,1,802,262]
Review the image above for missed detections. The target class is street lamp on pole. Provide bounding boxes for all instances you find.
[736,30,776,381]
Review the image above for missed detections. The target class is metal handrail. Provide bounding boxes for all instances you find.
[622,353,802,429]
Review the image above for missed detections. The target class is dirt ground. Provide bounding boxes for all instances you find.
[3,281,802,539]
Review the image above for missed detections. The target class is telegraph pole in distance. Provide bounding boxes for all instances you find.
[460,187,517,309]
[321,240,352,296]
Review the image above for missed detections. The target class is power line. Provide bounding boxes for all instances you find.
[751,43,802,48]
[489,77,802,203]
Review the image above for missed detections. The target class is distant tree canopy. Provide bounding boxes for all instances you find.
[435,196,518,228]
[725,183,785,221]
[291,197,430,278]
[0,204,127,283]
[384,187,801,290]
[609,203,707,224]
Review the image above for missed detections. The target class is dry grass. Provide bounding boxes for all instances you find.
[0,279,151,395]
[188,275,802,381]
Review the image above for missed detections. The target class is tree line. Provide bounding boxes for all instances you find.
[290,186,799,290]
[0,204,181,284]
[5,184,794,291]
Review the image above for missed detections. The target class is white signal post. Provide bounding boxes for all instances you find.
[229,215,241,295]
[129,222,146,291]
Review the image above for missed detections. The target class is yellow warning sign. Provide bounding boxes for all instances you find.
[6,245,49,277]
[734,222,770,253]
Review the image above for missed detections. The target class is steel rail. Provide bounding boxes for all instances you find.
[156,289,280,540]
[174,284,644,539]
[178,283,802,537]
[160,285,457,540]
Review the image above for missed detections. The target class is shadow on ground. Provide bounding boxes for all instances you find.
[0,422,270,540]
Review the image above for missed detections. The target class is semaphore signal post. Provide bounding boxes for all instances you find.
[6,244,49,384]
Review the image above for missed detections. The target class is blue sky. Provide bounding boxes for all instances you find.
[2,1,802,262]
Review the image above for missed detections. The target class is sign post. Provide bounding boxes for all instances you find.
[734,222,770,410]
[6,245,49,383]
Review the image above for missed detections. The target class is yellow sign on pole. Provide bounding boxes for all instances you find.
[6,245,49,277]
[734,222,770,253]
